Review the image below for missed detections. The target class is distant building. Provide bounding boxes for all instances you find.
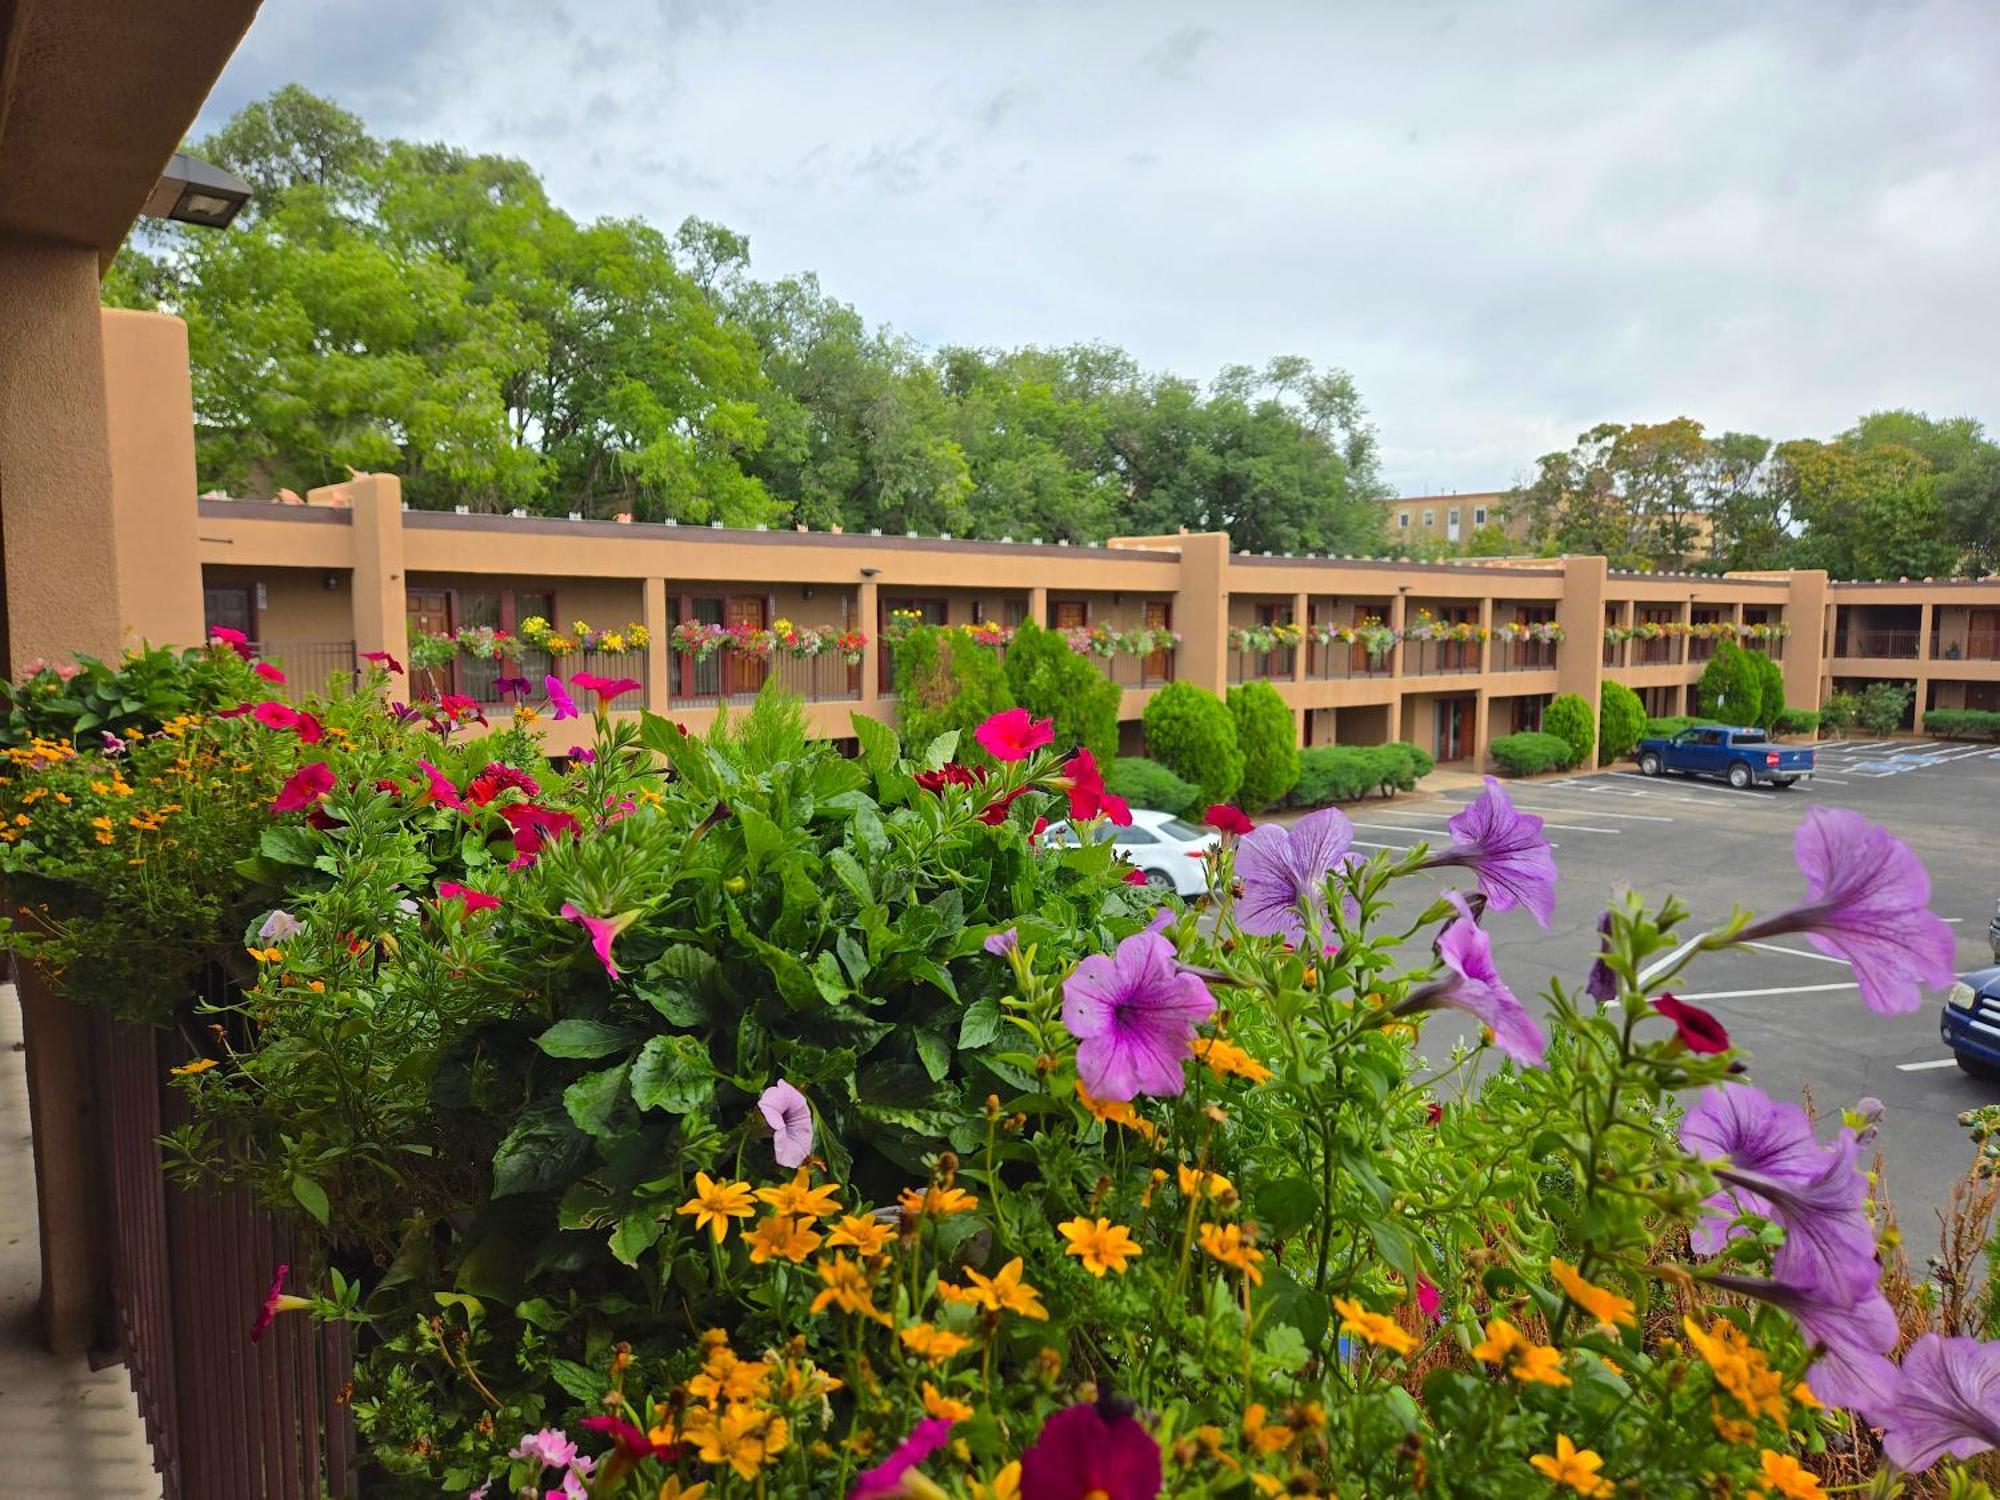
[1380,492,1523,548]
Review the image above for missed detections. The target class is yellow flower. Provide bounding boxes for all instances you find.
[1190,1035,1274,1084]
[825,1214,896,1257]
[755,1167,842,1220]
[1510,1343,1572,1387]
[899,1184,980,1218]
[1551,1259,1636,1330]
[745,1214,822,1265]
[514,705,541,725]
[695,1403,789,1481]
[1176,1163,1235,1199]
[968,1462,1020,1500]
[900,1322,974,1363]
[1752,1450,1825,1499]
[941,1257,1048,1320]
[1471,1317,1569,1386]
[676,1172,756,1243]
[658,1479,709,1500]
[1197,1222,1265,1285]
[688,1347,771,1405]
[1057,1217,1142,1277]
[922,1382,973,1422]
[1241,1402,1293,1454]
[809,1254,889,1323]
[169,1057,218,1077]
[1714,1402,1758,1445]
[1334,1296,1417,1356]
[1528,1435,1612,1497]
[1075,1081,1160,1143]
[1683,1317,1787,1423]
[1791,1382,1821,1411]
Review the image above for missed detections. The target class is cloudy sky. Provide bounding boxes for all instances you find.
[200,0,2000,495]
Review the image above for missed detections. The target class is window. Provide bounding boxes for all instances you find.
[1115,827,1159,846]
[1160,817,1207,841]
[1423,509,1435,527]
[1474,507,1488,526]
[1397,513,1410,529]
[1448,508,1461,527]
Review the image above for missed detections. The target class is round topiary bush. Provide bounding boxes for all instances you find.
[1489,730,1579,776]
[1002,619,1120,764]
[1597,680,1646,763]
[1542,692,1596,769]
[1226,680,1300,812]
[1696,639,1763,725]
[1141,680,1243,808]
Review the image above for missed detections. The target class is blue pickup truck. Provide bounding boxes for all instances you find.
[1634,725,1815,789]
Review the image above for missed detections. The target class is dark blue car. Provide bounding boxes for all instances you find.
[1941,966,2000,1079]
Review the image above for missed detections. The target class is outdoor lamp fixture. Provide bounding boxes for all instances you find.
[141,153,253,229]
[859,567,880,578]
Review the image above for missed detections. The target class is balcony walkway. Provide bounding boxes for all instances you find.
[0,986,160,1498]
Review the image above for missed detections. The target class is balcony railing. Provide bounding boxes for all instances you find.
[1931,632,2000,663]
[1835,630,1921,660]
[1689,634,1719,662]
[1089,650,1176,689]
[1305,641,1395,679]
[1227,647,1295,684]
[250,640,357,704]
[1492,639,1557,673]
[1631,637,1682,666]
[417,647,648,709]
[672,651,861,707]
[1405,639,1483,676]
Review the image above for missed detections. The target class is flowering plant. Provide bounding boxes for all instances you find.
[1497,620,1564,644]
[1403,608,1489,644]
[521,615,651,654]
[1227,621,1305,654]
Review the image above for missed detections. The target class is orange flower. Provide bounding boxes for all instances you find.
[1197,1222,1264,1285]
[755,1168,842,1220]
[1191,1035,1274,1084]
[1074,1081,1160,1143]
[826,1214,896,1257]
[1334,1296,1417,1356]
[677,1173,756,1243]
[922,1382,973,1422]
[899,1322,974,1364]
[1550,1259,1636,1329]
[940,1257,1047,1320]
[1057,1217,1142,1277]
[898,1184,980,1218]
[745,1214,823,1265]
[809,1255,889,1323]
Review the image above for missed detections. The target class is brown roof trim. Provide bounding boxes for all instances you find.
[1829,578,2000,590]
[1231,554,1550,580]
[199,498,351,525]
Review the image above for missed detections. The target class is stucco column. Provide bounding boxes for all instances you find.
[858,580,881,706]
[0,243,122,673]
[643,578,671,714]
[1027,585,1047,628]
[1556,556,1607,771]
[1915,597,1935,731]
[1171,534,1229,697]
[1291,591,1308,684]
[101,309,204,648]
[336,475,409,670]
[1778,570,1827,713]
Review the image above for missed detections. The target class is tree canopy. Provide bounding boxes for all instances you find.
[110,86,1386,551]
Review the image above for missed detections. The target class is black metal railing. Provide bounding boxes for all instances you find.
[1305,641,1395,679]
[1835,630,1920,660]
[1405,639,1483,676]
[671,651,861,707]
[251,641,358,705]
[1492,639,1557,673]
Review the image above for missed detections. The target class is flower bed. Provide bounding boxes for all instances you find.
[0,637,1991,1498]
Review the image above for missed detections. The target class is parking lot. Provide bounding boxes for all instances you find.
[1360,743,2000,1232]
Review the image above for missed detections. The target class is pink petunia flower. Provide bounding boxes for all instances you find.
[251,700,301,731]
[1651,994,1730,1054]
[359,650,405,674]
[271,762,336,814]
[851,1417,955,1499]
[544,675,580,721]
[414,760,466,811]
[1421,776,1558,930]
[250,1263,310,1343]
[973,707,1054,762]
[253,661,286,684]
[209,626,254,660]
[438,881,501,913]
[560,903,636,980]
[1393,892,1546,1066]
[1061,926,1217,1101]
[1018,1397,1162,1500]
[1053,748,1131,825]
[1205,803,1254,837]
[757,1079,814,1168]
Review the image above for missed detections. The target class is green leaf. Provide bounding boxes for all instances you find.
[915,1029,951,1083]
[291,1175,330,1224]
[737,802,785,874]
[534,1018,633,1059]
[836,929,872,985]
[629,1035,716,1114]
[259,824,322,867]
[490,1105,590,1197]
[851,713,901,777]
[608,1209,665,1267]
[548,1358,604,1403]
[921,729,961,770]
[1253,1175,1321,1238]
[828,848,872,907]
[563,1062,631,1138]
[812,951,850,1004]
[957,999,1002,1050]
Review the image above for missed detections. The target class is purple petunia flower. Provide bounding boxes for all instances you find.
[1393,893,1546,1066]
[1061,927,1217,1102]
[1875,1333,2000,1472]
[851,1416,955,1499]
[1680,1085,1828,1254]
[1737,806,1955,1016]
[1018,1398,1163,1500]
[101,730,127,756]
[1711,1266,1899,1415]
[544,674,580,722]
[983,927,1019,957]
[258,909,302,943]
[1423,777,1558,929]
[758,1079,815,1168]
[1585,908,1618,1004]
[1233,807,1354,947]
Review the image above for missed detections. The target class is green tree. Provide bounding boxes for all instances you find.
[1747,651,1785,730]
[890,627,1014,766]
[1001,620,1119,764]
[1696,640,1763,725]
[1543,693,1596,768]
[1597,680,1646,762]
[1142,682,1243,808]
[1226,681,1301,812]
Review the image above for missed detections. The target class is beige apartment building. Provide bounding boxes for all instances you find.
[1382,491,1521,549]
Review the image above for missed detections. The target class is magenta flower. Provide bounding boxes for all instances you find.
[249,1262,309,1343]
[1055,748,1132,825]
[578,1413,669,1461]
[1585,908,1618,1003]
[1061,926,1217,1101]
[1423,777,1557,929]
[1680,1085,1841,1254]
[438,881,501,913]
[251,700,301,731]
[416,760,465,811]
[1737,805,1955,1016]
[466,764,541,807]
[560,903,636,980]
[491,674,532,698]
[359,650,405,674]
[1018,1397,1162,1500]
[1394,893,1546,1066]
[271,762,335,814]
[571,671,643,705]
[974,707,1055,762]
[209,626,253,660]
[567,745,596,763]
[1233,807,1354,946]
[1414,1273,1442,1323]
[1205,803,1254,837]
[852,1416,955,1498]
[253,660,286,684]
[758,1079,814,1168]
[1650,994,1730,1053]
[1875,1333,2000,1471]
[545,674,580,721]
[101,730,127,756]
[983,927,1019,957]
[500,804,581,866]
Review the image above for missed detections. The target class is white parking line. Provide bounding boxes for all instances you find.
[1743,941,1851,966]
[1674,981,1859,1000]
[1813,776,1851,785]
[1503,804,1674,822]
[1605,771,1773,800]
[1351,822,1451,838]
[1897,1058,1960,1073]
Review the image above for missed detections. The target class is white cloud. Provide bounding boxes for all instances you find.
[202,0,2000,493]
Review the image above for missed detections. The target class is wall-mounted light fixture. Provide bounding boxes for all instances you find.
[322,573,342,592]
[142,153,254,229]
[859,567,880,578]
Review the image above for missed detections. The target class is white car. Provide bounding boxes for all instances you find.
[1043,807,1220,897]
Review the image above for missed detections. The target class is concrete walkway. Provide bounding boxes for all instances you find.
[0,987,161,1497]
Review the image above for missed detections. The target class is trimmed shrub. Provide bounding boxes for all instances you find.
[1597,680,1646,763]
[1104,756,1201,816]
[1542,693,1595,768]
[1924,709,2000,741]
[1227,680,1301,812]
[891,624,1014,765]
[1642,715,1723,739]
[1747,651,1786,730]
[1696,639,1762,725]
[1287,742,1436,806]
[1142,680,1244,808]
[1856,682,1914,735]
[1489,731,1579,777]
[1002,619,1120,764]
[1772,707,1821,737]
[1819,690,1859,734]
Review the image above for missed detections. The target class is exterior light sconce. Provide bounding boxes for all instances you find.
[141,153,253,228]
[859,567,880,578]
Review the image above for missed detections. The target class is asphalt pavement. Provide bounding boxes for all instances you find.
[1353,739,2000,1242]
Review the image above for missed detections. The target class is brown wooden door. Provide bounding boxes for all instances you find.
[204,585,254,642]
[1971,608,2000,661]
[1351,604,1375,673]
[727,595,767,698]
[1053,600,1087,630]
[1143,600,1171,683]
[407,588,453,696]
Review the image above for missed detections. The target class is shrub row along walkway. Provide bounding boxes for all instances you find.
[0,985,160,1498]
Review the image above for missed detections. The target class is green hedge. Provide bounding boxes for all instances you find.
[1820,691,1859,734]
[1924,708,2000,741]
[891,625,1014,765]
[1227,680,1301,812]
[1489,731,1579,777]
[1773,707,1820,736]
[1748,651,1786,730]
[1142,680,1244,808]
[1597,680,1646,762]
[1104,756,1202,816]
[1002,619,1120,763]
[1286,742,1435,806]
[1543,693,1595,768]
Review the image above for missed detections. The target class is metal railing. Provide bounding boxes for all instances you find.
[671,651,862,707]
[251,641,358,705]
[1087,651,1176,689]
[92,1007,358,1498]
[1835,630,1920,659]
[1227,647,1295,684]
[1631,636,1682,666]
[1492,639,1557,673]
[1405,639,1483,676]
[1305,641,1395,679]
[1930,632,2000,663]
